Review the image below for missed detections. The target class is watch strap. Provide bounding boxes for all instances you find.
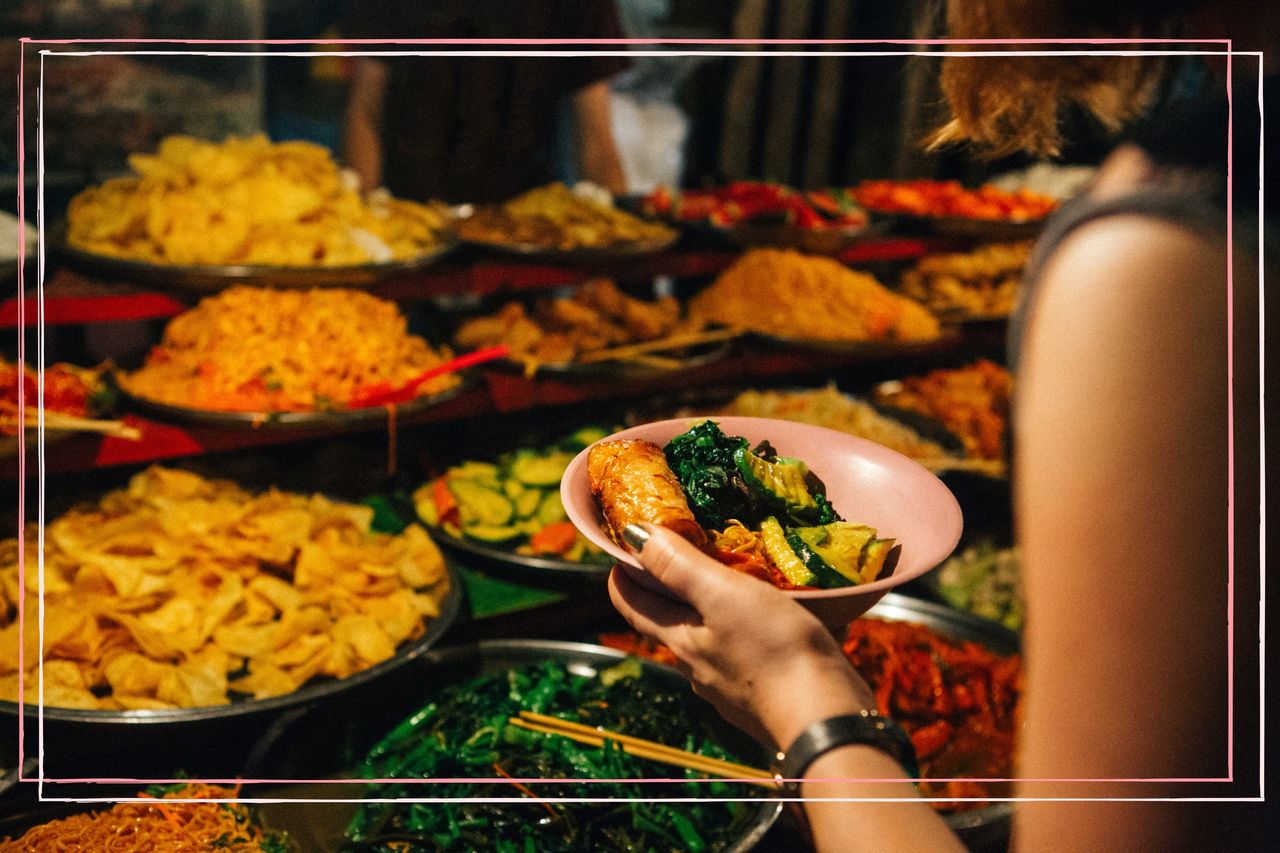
[775,709,919,788]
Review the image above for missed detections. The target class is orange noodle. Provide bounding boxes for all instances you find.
[0,783,291,851]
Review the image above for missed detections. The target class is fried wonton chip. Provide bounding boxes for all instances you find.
[0,466,450,709]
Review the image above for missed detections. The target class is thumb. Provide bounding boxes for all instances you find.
[626,523,738,605]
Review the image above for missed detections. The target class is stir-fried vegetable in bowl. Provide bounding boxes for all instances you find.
[563,416,964,626]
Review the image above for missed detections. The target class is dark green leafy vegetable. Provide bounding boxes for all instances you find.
[345,660,765,852]
[663,420,760,529]
[664,420,837,529]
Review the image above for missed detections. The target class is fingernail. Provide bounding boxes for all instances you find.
[622,524,650,551]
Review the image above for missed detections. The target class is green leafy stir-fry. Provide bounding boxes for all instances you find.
[345,660,766,852]
[664,420,838,530]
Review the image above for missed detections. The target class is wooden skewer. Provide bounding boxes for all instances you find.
[916,457,1006,475]
[511,711,777,789]
[576,327,744,364]
[618,353,684,370]
[24,411,142,440]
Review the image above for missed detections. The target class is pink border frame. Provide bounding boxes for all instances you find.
[11,36,1257,807]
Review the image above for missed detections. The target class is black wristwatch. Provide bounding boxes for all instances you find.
[774,709,919,790]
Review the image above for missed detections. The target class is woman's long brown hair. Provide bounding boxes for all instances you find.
[928,0,1195,158]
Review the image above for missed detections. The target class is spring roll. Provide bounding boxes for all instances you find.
[587,439,707,549]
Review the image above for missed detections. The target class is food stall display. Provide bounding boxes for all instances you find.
[117,286,461,414]
[457,182,677,253]
[0,466,451,710]
[65,134,454,267]
[898,241,1033,319]
[690,248,942,344]
[16,79,1038,851]
[347,655,770,852]
[643,181,868,230]
[0,784,290,851]
[452,278,723,376]
[936,540,1024,631]
[852,179,1058,222]
[874,360,1012,463]
[843,616,1021,808]
[415,427,611,567]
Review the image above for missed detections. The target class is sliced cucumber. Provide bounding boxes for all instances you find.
[562,425,609,450]
[448,461,501,486]
[447,479,514,527]
[414,491,438,526]
[510,451,575,487]
[462,523,523,544]
[759,517,816,586]
[535,491,568,526]
[513,488,543,519]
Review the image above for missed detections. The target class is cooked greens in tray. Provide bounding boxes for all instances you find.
[346,659,766,852]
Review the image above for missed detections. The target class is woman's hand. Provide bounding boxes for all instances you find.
[608,523,877,749]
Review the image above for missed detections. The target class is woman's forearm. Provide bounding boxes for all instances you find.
[801,746,965,853]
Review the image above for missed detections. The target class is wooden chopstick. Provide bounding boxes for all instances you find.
[576,327,744,364]
[24,411,141,440]
[510,711,777,789]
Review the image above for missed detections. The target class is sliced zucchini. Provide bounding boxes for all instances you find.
[759,517,816,587]
[502,479,525,501]
[859,538,898,584]
[787,524,876,588]
[513,488,543,519]
[447,479,514,526]
[734,447,816,517]
[562,425,609,450]
[510,451,575,487]
[414,491,438,526]
[448,461,501,486]
[462,523,523,545]
[535,491,568,526]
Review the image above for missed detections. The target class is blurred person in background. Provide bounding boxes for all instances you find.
[608,1,1268,851]
[341,1,629,203]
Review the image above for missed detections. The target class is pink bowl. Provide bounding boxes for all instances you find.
[561,416,964,627]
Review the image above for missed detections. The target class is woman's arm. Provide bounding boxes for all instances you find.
[1014,215,1229,850]
[342,57,390,192]
[571,80,628,195]
[610,526,964,853]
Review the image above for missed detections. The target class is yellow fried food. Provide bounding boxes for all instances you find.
[453,278,702,369]
[118,286,459,412]
[67,134,452,266]
[690,248,941,342]
[899,241,1032,316]
[0,467,450,710]
[456,183,675,250]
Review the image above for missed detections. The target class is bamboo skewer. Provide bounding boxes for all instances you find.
[510,711,777,789]
[576,327,744,364]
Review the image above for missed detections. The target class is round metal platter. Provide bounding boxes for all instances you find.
[424,522,614,582]
[749,326,963,356]
[487,338,734,381]
[0,562,462,726]
[52,232,459,291]
[113,371,476,431]
[459,229,680,262]
[932,306,1014,325]
[865,593,1018,841]
[247,639,782,853]
[715,217,892,254]
[889,212,1047,242]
